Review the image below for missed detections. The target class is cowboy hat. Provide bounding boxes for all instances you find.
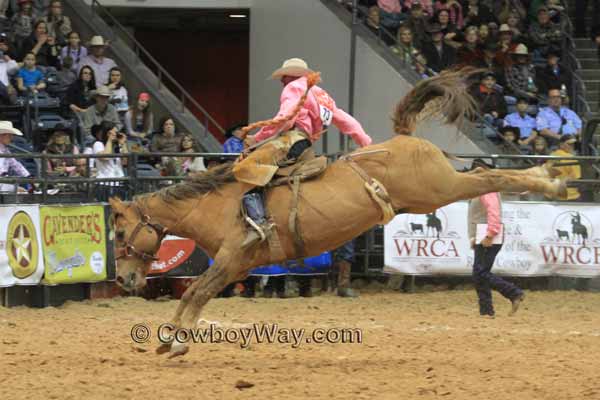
[0,121,23,136]
[88,35,108,47]
[511,43,529,55]
[91,85,113,97]
[499,24,512,33]
[270,58,314,79]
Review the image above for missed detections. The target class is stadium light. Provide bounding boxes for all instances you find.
[229,14,247,18]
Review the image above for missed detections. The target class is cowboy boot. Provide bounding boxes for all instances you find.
[241,191,273,248]
[336,260,358,298]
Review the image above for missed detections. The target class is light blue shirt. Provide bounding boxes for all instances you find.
[503,112,537,138]
[536,106,582,136]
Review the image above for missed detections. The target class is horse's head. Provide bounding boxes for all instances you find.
[109,198,168,292]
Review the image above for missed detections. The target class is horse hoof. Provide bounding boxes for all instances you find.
[168,343,189,358]
[156,343,172,355]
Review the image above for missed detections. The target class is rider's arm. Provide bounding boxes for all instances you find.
[332,107,372,147]
[255,78,307,143]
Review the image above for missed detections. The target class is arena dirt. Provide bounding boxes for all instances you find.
[1,290,600,400]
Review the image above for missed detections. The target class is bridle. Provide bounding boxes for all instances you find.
[114,204,169,262]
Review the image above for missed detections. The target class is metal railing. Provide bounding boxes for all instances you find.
[88,0,225,139]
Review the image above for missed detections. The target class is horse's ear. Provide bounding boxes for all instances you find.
[108,197,125,213]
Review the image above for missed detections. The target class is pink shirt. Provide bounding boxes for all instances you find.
[255,77,372,148]
[480,192,501,237]
[378,0,402,14]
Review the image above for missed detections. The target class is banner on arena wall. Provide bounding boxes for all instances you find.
[0,205,44,287]
[384,201,600,278]
[149,236,210,277]
[40,205,107,285]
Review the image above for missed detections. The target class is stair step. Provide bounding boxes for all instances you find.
[579,58,600,68]
[575,48,599,58]
[574,38,596,49]
[579,69,600,80]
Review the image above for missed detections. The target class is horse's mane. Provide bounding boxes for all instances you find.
[142,162,236,203]
[393,67,481,136]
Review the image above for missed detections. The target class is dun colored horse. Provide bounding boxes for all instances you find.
[109,69,566,357]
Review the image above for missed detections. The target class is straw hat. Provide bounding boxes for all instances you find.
[91,85,113,97]
[89,35,108,47]
[0,121,23,136]
[511,44,529,55]
[270,58,314,79]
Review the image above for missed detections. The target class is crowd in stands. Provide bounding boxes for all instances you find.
[338,0,586,200]
[0,0,210,200]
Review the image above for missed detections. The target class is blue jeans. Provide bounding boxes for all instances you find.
[334,240,355,263]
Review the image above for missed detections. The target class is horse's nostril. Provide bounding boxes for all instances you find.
[116,276,125,285]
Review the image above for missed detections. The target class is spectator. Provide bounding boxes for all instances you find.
[16,52,46,94]
[223,123,245,154]
[527,6,561,60]
[43,128,84,176]
[0,37,19,105]
[106,67,129,117]
[434,0,464,29]
[462,0,495,27]
[475,41,506,86]
[505,11,525,41]
[529,135,549,165]
[0,121,30,193]
[503,96,538,146]
[496,24,518,67]
[11,0,34,54]
[535,47,571,97]
[150,116,183,153]
[494,0,526,23]
[91,121,128,202]
[377,0,405,39]
[30,0,51,19]
[66,64,96,113]
[505,44,538,103]
[433,9,461,48]
[497,126,522,165]
[393,24,419,64]
[591,23,600,63]
[77,36,117,87]
[20,19,60,67]
[404,3,429,48]
[412,51,430,78]
[527,0,547,23]
[60,31,87,71]
[421,23,456,72]
[179,133,205,175]
[77,85,122,143]
[124,92,153,141]
[403,0,433,16]
[478,23,490,43]
[470,71,507,135]
[536,87,582,146]
[39,0,71,45]
[545,134,581,201]
[0,0,8,18]
[54,55,76,94]
[457,26,480,66]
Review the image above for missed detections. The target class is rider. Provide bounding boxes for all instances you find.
[234,58,372,248]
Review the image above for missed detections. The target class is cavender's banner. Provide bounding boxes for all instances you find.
[384,201,600,278]
[0,205,44,287]
[41,205,107,285]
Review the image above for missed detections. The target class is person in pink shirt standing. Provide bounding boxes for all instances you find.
[234,58,372,248]
[467,159,525,318]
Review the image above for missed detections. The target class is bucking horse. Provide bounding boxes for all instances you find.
[109,69,566,357]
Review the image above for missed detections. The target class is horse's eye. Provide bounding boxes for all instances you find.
[116,230,125,242]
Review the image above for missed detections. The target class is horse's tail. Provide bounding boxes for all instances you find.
[240,72,322,137]
[392,67,481,136]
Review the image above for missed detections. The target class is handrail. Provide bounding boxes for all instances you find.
[89,0,225,138]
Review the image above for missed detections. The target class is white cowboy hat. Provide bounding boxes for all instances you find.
[270,58,314,80]
[91,85,113,97]
[499,24,512,33]
[511,43,529,55]
[89,35,107,47]
[0,121,23,136]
